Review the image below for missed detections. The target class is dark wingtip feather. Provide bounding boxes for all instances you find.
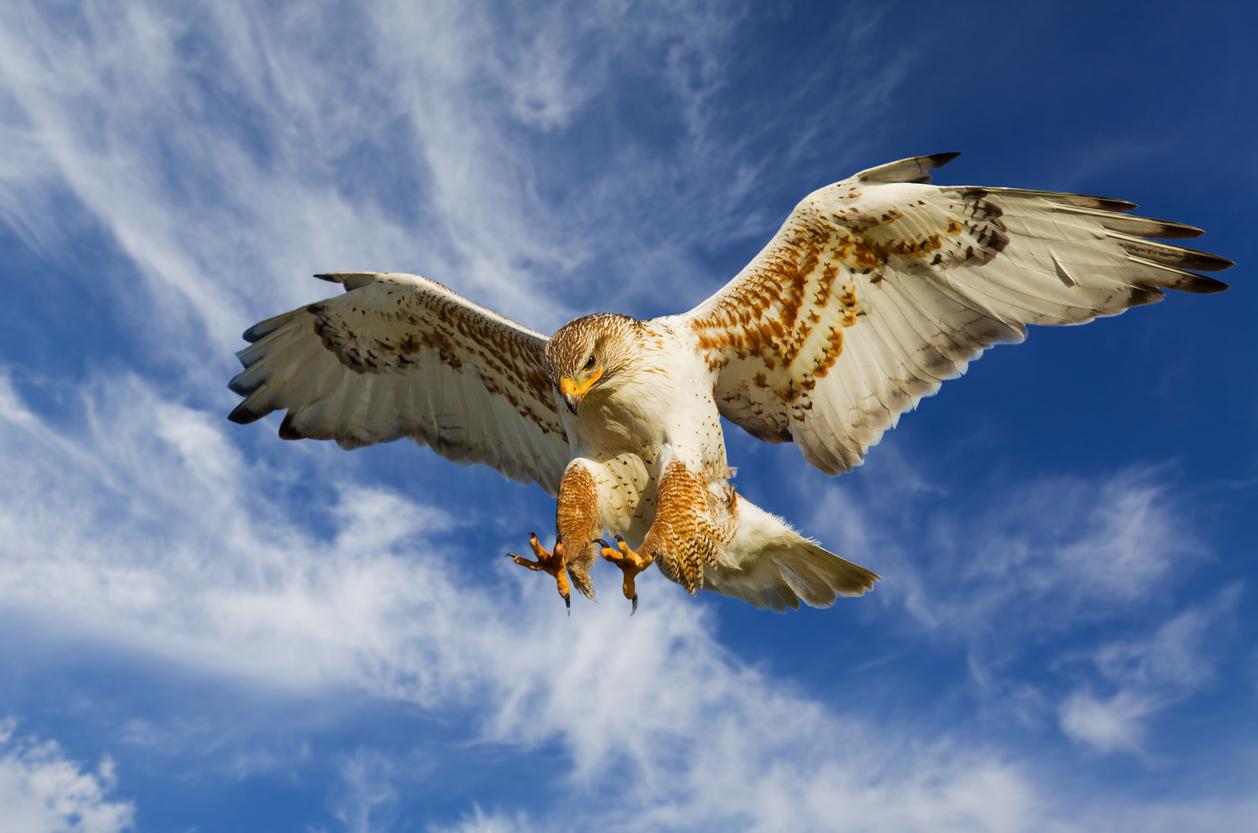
[1084,195,1138,213]
[1175,248,1235,272]
[1181,274,1229,293]
[1128,285,1165,307]
[856,152,961,185]
[228,402,262,424]
[1146,219,1205,239]
[1116,238,1235,272]
[313,273,340,283]
[241,322,269,343]
[241,312,295,343]
[278,412,303,440]
[226,374,254,396]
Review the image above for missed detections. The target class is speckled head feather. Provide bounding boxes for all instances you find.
[544,313,642,385]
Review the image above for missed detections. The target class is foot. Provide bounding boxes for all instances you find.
[598,536,654,614]
[507,533,572,612]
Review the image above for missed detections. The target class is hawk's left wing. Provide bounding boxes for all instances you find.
[684,153,1232,474]
[229,272,571,493]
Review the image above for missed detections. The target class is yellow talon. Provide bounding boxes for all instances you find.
[507,532,571,612]
[598,536,654,614]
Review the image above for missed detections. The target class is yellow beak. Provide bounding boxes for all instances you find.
[559,369,603,413]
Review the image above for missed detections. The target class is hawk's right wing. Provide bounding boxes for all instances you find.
[229,272,571,494]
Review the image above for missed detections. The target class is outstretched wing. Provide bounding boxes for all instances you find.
[229,272,570,494]
[685,153,1232,474]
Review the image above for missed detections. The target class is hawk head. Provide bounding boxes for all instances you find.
[545,313,640,414]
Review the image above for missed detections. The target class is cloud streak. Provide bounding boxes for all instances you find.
[0,0,913,396]
[0,719,134,833]
[807,454,1206,640]
[0,367,1249,832]
[1059,585,1240,754]
[0,2,1250,831]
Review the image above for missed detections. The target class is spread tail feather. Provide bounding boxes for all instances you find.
[774,540,878,607]
[703,499,878,611]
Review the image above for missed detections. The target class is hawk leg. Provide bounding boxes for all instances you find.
[598,460,735,611]
[507,533,572,611]
[598,536,655,615]
[553,462,601,603]
[505,462,602,611]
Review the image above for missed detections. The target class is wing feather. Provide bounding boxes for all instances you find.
[685,154,1232,474]
[229,272,570,493]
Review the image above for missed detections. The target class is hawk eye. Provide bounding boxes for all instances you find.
[584,355,596,370]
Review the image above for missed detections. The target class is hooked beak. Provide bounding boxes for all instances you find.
[559,369,602,415]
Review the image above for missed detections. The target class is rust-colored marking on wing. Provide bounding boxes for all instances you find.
[309,284,563,437]
[691,188,1008,372]
[689,185,1012,448]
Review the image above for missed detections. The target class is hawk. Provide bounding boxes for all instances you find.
[228,153,1231,612]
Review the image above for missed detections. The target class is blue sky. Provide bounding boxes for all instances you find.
[0,1,1255,831]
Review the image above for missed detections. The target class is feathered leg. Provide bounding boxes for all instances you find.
[507,462,602,609]
[600,459,734,612]
[555,463,601,601]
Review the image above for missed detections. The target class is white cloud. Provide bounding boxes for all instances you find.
[1058,688,1158,754]
[0,719,134,833]
[330,749,399,833]
[1058,587,1239,754]
[0,0,912,400]
[0,2,1247,830]
[0,1,731,366]
[430,807,533,833]
[0,367,1249,832]
[0,1,561,376]
[807,458,1206,640]
[796,440,1231,757]
[1073,796,1258,833]
[0,369,1049,833]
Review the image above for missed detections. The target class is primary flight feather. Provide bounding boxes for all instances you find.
[229,153,1232,612]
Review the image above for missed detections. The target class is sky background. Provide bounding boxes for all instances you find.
[0,1,1255,831]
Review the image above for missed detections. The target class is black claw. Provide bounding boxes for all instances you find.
[615,535,626,544]
[630,594,639,616]
[529,531,538,540]
[564,594,572,616]
[595,538,612,550]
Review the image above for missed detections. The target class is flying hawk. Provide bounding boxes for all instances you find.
[228,153,1231,612]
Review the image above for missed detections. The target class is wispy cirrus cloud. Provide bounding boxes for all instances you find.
[0,364,1250,832]
[793,438,1225,756]
[430,807,532,833]
[1058,584,1240,754]
[0,367,1048,832]
[0,0,911,386]
[807,453,1205,636]
[0,2,1250,831]
[328,749,401,833]
[0,1,733,360]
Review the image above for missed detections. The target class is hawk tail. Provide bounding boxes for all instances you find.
[703,498,878,611]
